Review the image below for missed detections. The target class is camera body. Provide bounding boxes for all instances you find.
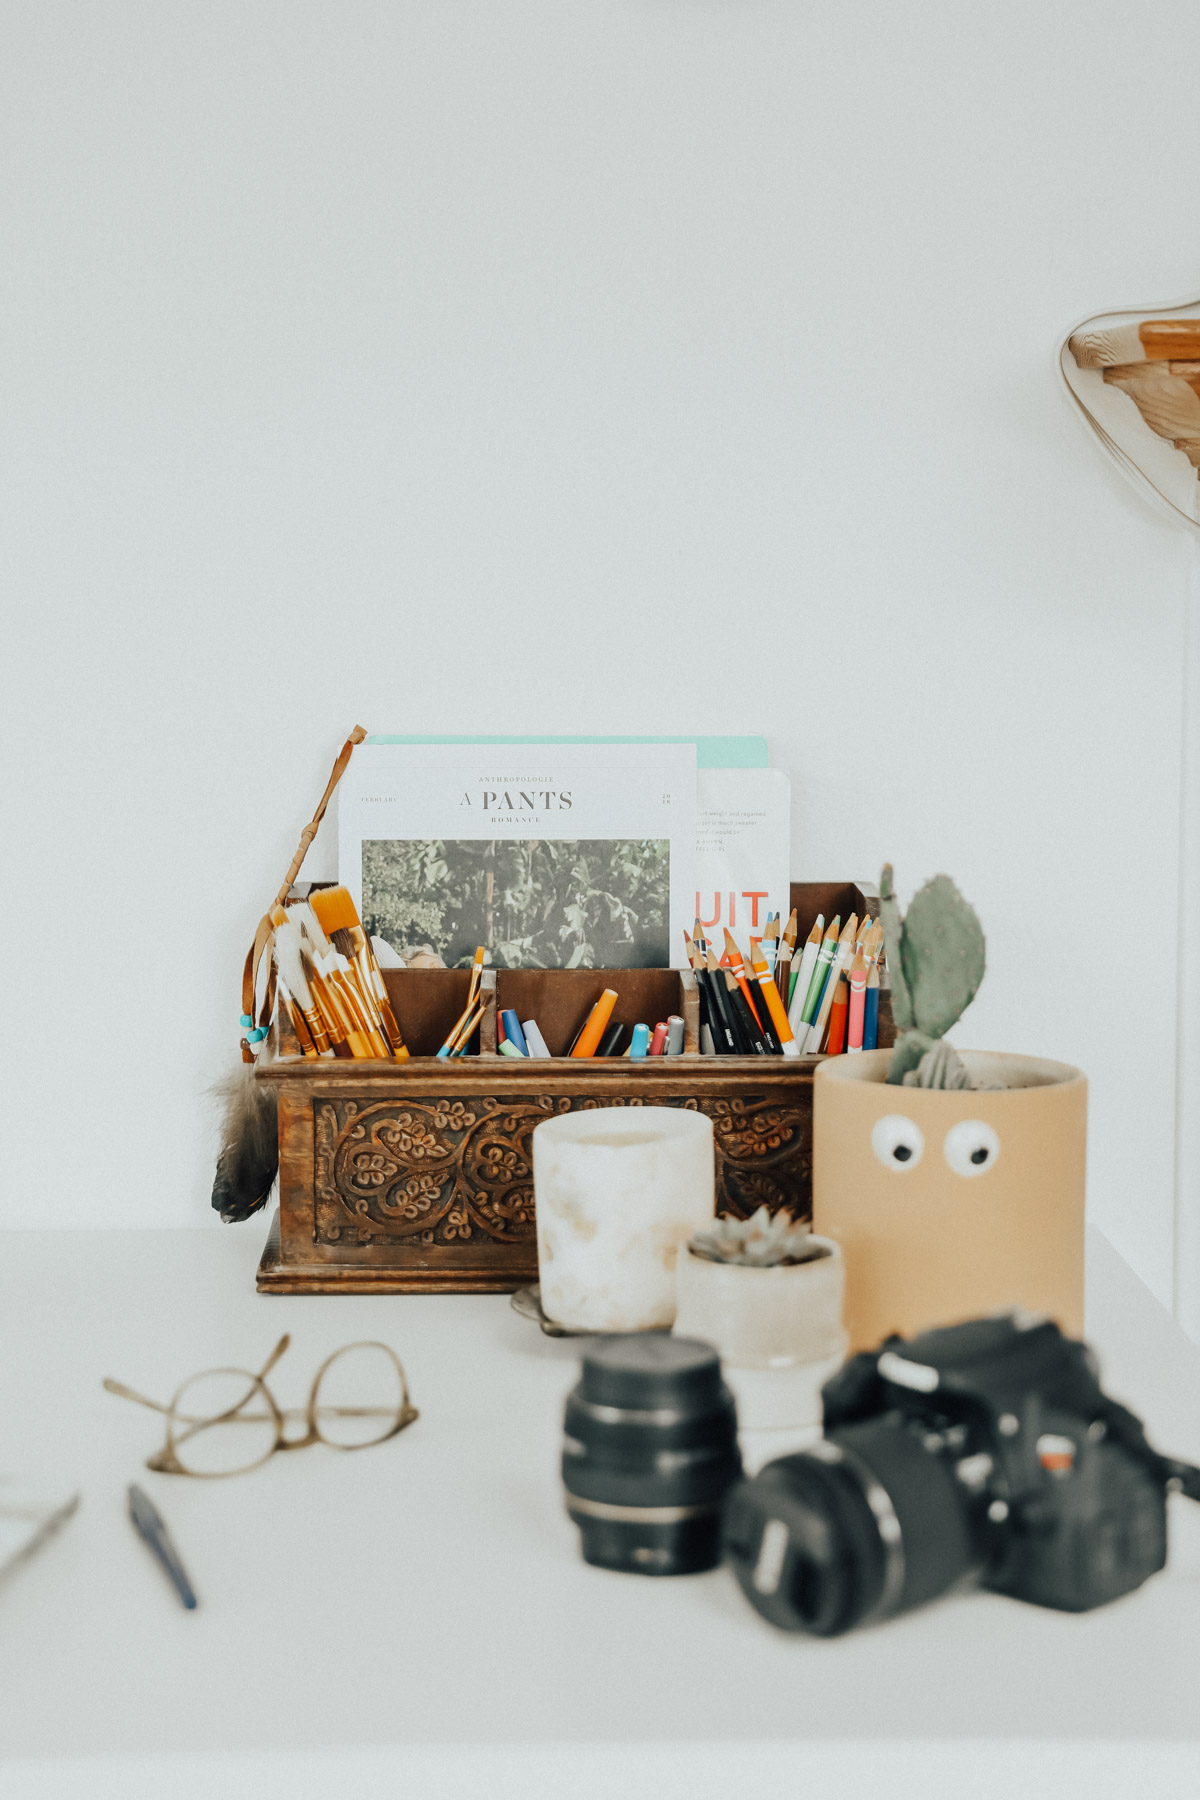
[724,1312,1200,1635]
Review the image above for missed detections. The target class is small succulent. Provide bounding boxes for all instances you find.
[688,1206,828,1268]
[879,863,988,1090]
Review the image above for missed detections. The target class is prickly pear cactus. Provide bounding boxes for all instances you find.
[879,864,987,1088]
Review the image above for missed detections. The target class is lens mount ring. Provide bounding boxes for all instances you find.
[817,1440,907,1623]
[564,1492,721,1525]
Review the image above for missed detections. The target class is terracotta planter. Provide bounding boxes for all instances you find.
[673,1238,847,1431]
[813,1049,1086,1353]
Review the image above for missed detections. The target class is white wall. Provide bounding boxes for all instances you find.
[2,2,1197,1317]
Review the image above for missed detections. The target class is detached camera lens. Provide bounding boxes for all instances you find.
[723,1417,983,1634]
[563,1336,741,1576]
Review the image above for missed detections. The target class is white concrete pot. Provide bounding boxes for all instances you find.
[673,1238,847,1431]
[533,1106,715,1332]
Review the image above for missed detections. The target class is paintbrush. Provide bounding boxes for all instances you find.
[309,886,409,1060]
[298,944,359,1056]
[272,921,330,1056]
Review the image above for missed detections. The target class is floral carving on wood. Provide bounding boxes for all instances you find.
[313,1089,812,1250]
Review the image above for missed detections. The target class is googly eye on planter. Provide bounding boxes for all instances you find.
[870,1114,925,1171]
[943,1119,1001,1178]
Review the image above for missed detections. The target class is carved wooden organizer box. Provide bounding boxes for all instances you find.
[255,882,892,1293]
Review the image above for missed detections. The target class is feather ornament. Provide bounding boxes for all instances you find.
[209,1050,278,1222]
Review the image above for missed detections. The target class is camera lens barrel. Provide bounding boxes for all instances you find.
[563,1335,742,1576]
[723,1416,983,1634]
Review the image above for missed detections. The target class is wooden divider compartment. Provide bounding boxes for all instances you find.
[255,881,892,1294]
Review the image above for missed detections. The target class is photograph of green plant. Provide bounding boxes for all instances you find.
[361,839,671,969]
[361,838,672,972]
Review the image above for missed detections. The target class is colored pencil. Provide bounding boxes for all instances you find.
[826,971,850,1056]
[774,910,797,1011]
[804,913,858,1053]
[722,930,775,1047]
[788,915,823,1022]
[847,953,867,1053]
[749,945,800,1058]
[799,916,840,1027]
[723,967,769,1055]
[762,915,779,980]
[863,962,880,1051]
[705,946,747,1053]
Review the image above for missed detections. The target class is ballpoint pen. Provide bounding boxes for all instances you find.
[128,1483,198,1610]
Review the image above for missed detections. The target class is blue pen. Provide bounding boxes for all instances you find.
[629,1023,650,1060]
[499,1011,530,1056]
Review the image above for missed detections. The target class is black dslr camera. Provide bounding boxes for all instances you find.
[723,1312,1200,1636]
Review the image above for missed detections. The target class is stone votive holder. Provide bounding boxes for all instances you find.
[532,1107,716,1332]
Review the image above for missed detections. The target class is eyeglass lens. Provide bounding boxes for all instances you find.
[168,1370,279,1476]
[311,1344,409,1449]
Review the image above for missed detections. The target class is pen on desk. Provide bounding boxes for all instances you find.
[127,1483,197,1611]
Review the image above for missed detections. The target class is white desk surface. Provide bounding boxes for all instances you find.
[0,1222,1198,1800]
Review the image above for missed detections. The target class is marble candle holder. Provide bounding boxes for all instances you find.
[532,1107,716,1332]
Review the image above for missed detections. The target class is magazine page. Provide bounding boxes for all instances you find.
[694,767,791,943]
[338,742,697,969]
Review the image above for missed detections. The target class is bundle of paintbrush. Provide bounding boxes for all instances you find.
[271,886,409,1060]
[686,910,884,1057]
[435,948,492,1058]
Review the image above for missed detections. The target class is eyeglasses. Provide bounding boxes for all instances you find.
[103,1334,418,1478]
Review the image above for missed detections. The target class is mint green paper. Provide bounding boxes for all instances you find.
[365,735,768,769]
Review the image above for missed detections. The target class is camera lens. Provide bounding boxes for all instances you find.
[563,1335,741,1576]
[723,1414,984,1634]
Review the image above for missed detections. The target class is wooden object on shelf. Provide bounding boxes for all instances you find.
[255,881,893,1295]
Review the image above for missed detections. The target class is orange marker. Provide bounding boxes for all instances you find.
[570,988,619,1058]
[826,971,850,1056]
[749,946,800,1059]
[847,953,867,1053]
